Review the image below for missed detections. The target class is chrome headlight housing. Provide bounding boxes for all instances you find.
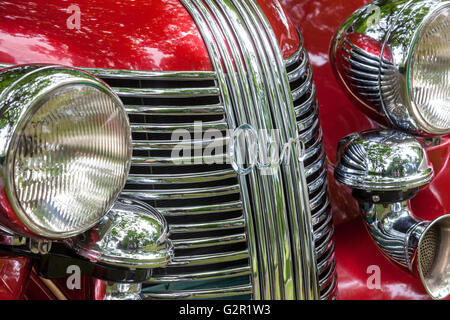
[331,0,450,136]
[0,65,132,239]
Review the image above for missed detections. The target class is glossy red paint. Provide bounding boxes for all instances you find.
[24,273,56,300]
[0,254,31,299]
[0,0,212,71]
[0,187,36,238]
[257,0,300,58]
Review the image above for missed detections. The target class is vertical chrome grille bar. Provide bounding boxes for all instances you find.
[181,0,320,299]
[241,0,319,299]
[204,0,292,299]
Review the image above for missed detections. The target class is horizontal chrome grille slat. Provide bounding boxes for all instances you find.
[320,274,337,300]
[171,250,249,266]
[315,228,335,258]
[122,185,240,200]
[142,284,252,299]
[297,103,318,131]
[147,265,252,283]
[287,48,309,82]
[125,104,225,115]
[314,212,333,241]
[309,182,328,211]
[305,150,326,178]
[128,169,236,185]
[169,217,246,233]
[319,256,336,288]
[130,119,227,133]
[292,65,313,101]
[308,168,327,194]
[294,85,316,118]
[172,233,247,249]
[318,244,336,275]
[131,154,228,166]
[113,86,220,98]
[88,68,217,80]
[311,201,331,226]
[132,137,229,151]
[157,201,243,216]
[304,130,323,160]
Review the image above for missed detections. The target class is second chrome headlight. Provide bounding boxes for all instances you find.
[0,65,132,239]
[331,0,450,136]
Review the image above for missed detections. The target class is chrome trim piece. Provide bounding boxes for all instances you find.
[114,86,220,98]
[122,185,240,201]
[360,201,450,300]
[331,0,450,136]
[181,0,319,299]
[71,199,173,269]
[125,103,225,116]
[335,128,450,299]
[148,265,251,283]
[171,250,249,266]
[104,283,143,300]
[142,284,253,299]
[335,130,433,191]
[169,217,246,233]
[172,233,247,249]
[0,63,217,80]
[157,201,243,216]
[288,49,309,82]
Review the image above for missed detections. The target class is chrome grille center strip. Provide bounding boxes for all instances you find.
[180,0,319,299]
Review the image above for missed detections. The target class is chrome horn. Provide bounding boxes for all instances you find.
[335,129,450,299]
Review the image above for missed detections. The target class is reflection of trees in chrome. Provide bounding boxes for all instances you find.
[360,138,421,179]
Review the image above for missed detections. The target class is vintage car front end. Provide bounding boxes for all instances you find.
[0,0,448,301]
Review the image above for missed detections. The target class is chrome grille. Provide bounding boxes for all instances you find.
[94,69,252,299]
[286,40,337,300]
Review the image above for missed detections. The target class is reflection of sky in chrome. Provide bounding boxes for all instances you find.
[0,0,211,71]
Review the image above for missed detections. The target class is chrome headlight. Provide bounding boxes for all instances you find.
[331,0,450,136]
[0,65,132,239]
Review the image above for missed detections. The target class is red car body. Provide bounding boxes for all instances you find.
[0,0,448,300]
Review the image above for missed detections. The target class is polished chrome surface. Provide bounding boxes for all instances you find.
[287,44,337,300]
[335,130,433,191]
[181,0,320,300]
[104,282,143,300]
[335,128,450,299]
[71,198,173,269]
[361,201,450,300]
[331,0,450,135]
[142,284,253,299]
[0,65,131,239]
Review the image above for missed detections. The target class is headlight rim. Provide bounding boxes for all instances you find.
[0,64,132,239]
[405,2,450,136]
[331,0,450,137]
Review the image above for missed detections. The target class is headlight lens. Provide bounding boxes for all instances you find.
[0,65,131,238]
[409,6,450,134]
